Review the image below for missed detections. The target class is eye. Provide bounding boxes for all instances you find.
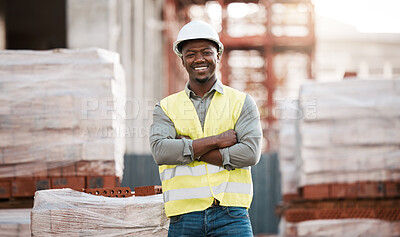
[203,51,213,56]
[185,53,195,58]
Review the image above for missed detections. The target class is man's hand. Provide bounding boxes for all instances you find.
[215,129,237,149]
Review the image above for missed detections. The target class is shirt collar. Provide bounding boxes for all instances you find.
[184,80,224,97]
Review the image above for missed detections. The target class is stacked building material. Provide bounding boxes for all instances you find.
[31,189,169,236]
[0,48,126,199]
[278,100,301,201]
[283,219,400,236]
[0,209,30,237]
[299,79,400,195]
[84,187,133,198]
[280,79,400,236]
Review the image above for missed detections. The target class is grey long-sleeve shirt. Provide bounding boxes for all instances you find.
[150,80,263,170]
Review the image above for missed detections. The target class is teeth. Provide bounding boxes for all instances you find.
[194,66,207,71]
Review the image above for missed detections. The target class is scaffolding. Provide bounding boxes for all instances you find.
[163,0,315,151]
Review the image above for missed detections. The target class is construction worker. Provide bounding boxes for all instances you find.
[150,21,262,236]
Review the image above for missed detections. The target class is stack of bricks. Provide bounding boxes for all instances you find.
[279,79,400,236]
[0,48,126,200]
[84,187,133,198]
[31,188,169,236]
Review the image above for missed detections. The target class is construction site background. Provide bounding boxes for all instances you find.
[0,0,399,236]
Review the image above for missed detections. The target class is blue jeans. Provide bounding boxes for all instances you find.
[168,206,253,237]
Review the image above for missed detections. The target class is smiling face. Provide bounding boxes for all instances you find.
[180,39,220,85]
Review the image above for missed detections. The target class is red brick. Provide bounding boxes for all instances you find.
[331,183,357,199]
[134,185,162,196]
[0,177,12,182]
[84,187,132,198]
[302,184,330,200]
[331,184,346,198]
[285,209,316,223]
[316,208,342,219]
[357,181,384,198]
[285,207,400,223]
[51,176,85,190]
[0,181,11,199]
[103,176,120,188]
[346,183,358,198]
[385,181,400,198]
[113,187,132,197]
[12,178,35,197]
[376,208,400,221]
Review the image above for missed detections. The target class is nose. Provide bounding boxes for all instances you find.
[194,53,205,62]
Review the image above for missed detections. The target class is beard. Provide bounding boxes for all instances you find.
[195,77,209,84]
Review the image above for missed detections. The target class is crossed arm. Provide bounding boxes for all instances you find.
[176,129,237,166]
[150,95,262,169]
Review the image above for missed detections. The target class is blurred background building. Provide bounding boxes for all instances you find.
[0,0,399,235]
[1,0,399,153]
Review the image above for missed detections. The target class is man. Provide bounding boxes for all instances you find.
[150,21,262,236]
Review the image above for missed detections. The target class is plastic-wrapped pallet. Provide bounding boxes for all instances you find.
[298,79,400,186]
[31,189,169,236]
[0,48,126,178]
[0,209,31,237]
[281,219,400,237]
[277,100,302,198]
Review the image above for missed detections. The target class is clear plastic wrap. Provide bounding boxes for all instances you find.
[278,100,302,195]
[281,218,400,237]
[0,48,126,178]
[0,208,31,237]
[299,79,400,121]
[31,188,169,236]
[298,79,400,186]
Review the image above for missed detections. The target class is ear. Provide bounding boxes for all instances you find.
[216,53,220,62]
[181,56,185,66]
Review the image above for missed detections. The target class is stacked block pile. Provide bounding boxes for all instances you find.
[31,188,169,236]
[0,48,126,199]
[279,79,400,236]
[0,208,30,236]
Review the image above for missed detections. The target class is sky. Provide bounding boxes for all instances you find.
[312,0,400,33]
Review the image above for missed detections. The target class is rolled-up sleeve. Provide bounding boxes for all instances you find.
[150,104,194,165]
[219,95,262,169]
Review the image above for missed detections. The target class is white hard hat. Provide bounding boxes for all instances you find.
[173,21,224,57]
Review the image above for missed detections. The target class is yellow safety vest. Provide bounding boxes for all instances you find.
[159,85,253,217]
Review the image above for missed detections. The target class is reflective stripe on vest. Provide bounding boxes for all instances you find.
[159,85,252,217]
[163,181,253,202]
[160,163,249,182]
